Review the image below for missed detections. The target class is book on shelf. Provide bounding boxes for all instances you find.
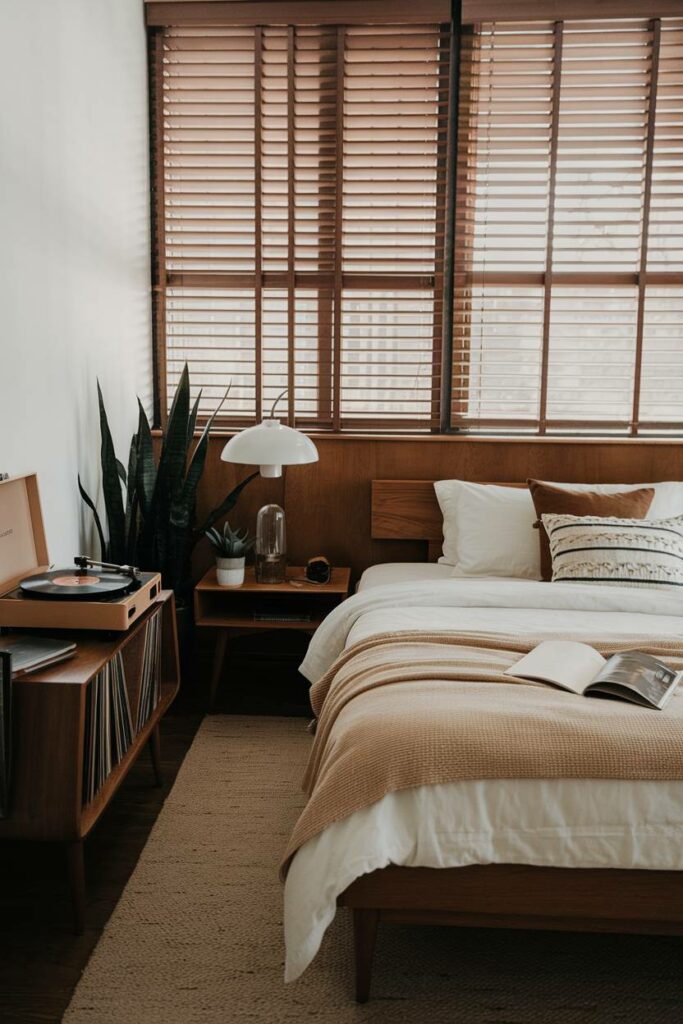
[506,640,682,711]
[0,636,76,677]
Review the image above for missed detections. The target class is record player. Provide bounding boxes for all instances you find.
[0,474,161,631]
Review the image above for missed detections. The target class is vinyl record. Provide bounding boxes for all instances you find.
[19,569,134,602]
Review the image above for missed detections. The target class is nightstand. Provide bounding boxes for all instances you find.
[194,565,351,710]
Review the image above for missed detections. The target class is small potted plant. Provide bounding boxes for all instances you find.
[206,521,254,587]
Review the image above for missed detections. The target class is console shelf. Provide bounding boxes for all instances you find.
[0,591,179,931]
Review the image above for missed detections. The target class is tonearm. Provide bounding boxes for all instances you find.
[74,556,142,586]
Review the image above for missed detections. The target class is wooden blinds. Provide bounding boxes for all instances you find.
[151,21,451,429]
[453,17,683,435]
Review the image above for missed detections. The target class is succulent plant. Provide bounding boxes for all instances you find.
[205,520,254,559]
[78,365,257,598]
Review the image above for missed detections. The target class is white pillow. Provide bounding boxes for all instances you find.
[434,481,539,579]
[433,479,683,580]
[543,512,683,590]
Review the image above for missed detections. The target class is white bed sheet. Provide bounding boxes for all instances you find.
[357,561,453,590]
[285,577,683,982]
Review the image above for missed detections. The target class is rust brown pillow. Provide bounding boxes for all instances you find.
[527,480,655,581]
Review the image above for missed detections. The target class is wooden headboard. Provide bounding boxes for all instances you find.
[371,480,526,561]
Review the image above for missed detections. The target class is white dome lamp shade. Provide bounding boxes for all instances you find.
[220,390,318,478]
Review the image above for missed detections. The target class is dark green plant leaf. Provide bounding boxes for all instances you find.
[97,381,126,564]
[124,434,139,563]
[115,459,127,485]
[158,363,191,502]
[77,474,107,560]
[135,399,155,515]
[137,370,190,589]
[193,471,259,541]
[125,371,252,597]
[170,384,231,532]
[187,389,202,451]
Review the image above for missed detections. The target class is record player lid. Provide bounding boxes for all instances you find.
[0,474,50,595]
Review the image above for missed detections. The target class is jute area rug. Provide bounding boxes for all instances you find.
[64,716,682,1024]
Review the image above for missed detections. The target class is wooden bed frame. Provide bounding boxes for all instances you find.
[336,479,683,1002]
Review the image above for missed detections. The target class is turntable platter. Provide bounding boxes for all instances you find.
[20,569,135,601]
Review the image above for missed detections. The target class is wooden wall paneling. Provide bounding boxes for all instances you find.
[460,1,683,22]
[371,481,443,541]
[197,436,683,585]
[145,1,452,27]
[283,438,379,577]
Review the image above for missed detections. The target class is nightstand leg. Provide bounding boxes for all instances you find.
[148,724,163,786]
[66,840,85,935]
[208,629,229,711]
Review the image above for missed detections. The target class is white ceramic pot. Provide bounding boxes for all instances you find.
[216,556,245,587]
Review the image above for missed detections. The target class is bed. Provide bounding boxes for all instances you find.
[283,480,683,1001]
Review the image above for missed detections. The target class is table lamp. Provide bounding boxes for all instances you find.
[220,390,318,478]
[220,391,318,582]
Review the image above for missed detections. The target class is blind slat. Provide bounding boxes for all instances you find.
[453,16,683,436]
[158,21,449,427]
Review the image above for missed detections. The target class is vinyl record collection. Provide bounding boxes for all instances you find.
[137,608,162,733]
[82,610,163,804]
[82,652,133,804]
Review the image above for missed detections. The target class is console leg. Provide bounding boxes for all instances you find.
[353,908,379,1003]
[149,724,163,786]
[208,629,228,711]
[66,840,85,935]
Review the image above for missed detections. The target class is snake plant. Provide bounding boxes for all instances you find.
[78,365,257,598]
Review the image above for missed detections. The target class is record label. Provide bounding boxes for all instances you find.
[53,575,101,587]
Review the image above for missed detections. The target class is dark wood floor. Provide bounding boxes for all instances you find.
[0,629,311,1024]
[0,712,202,1024]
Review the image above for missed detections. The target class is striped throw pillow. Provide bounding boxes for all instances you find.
[541,513,683,590]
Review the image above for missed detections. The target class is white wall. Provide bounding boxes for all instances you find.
[0,0,153,565]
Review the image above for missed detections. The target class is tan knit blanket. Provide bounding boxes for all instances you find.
[282,631,683,875]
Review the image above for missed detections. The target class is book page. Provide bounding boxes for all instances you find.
[505,641,607,694]
[589,652,681,709]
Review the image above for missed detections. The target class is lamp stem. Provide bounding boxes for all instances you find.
[269,388,288,420]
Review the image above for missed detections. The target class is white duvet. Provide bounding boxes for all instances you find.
[285,576,683,982]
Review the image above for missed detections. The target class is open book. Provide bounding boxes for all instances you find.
[505,640,682,711]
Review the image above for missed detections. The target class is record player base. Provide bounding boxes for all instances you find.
[0,592,180,932]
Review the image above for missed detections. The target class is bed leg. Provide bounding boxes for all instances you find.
[353,908,379,1003]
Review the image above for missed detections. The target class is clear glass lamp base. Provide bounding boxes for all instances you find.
[255,554,287,584]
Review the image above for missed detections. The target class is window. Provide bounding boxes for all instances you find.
[453,17,683,434]
[149,7,682,436]
[150,19,451,429]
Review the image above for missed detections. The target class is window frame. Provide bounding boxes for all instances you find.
[148,19,455,432]
[451,16,683,437]
[147,9,683,438]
